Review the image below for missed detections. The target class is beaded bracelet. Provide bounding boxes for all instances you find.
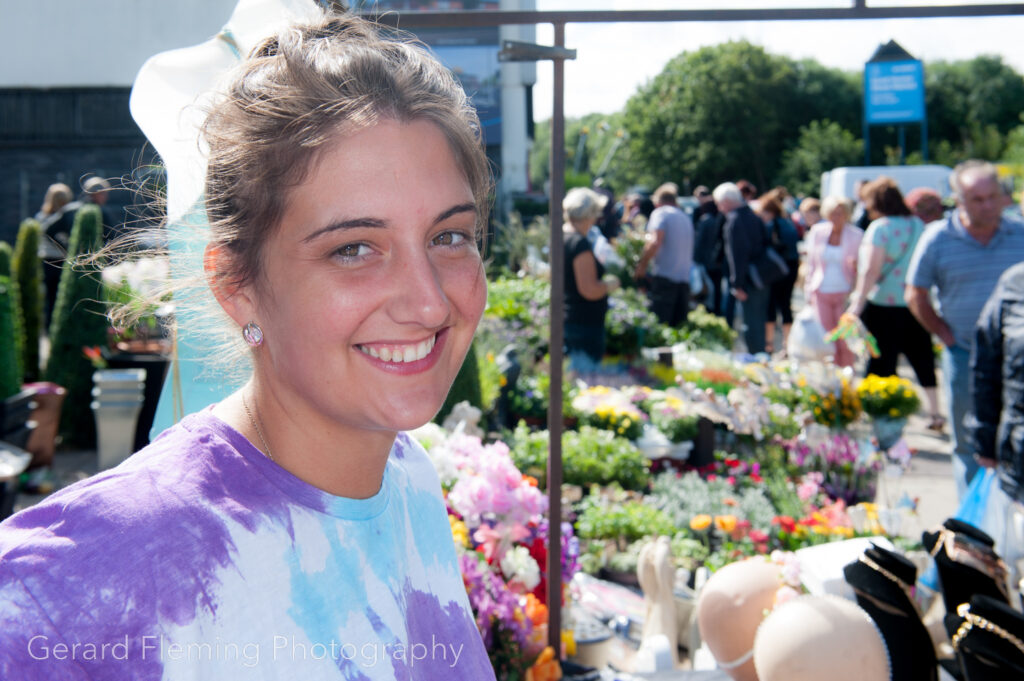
[951,602,1024,657]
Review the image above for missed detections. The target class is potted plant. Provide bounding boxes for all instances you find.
[856,374,921,450]
[44,204,108,448]
[13,219,43,383]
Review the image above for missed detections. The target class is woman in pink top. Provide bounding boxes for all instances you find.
[802,196,862,367]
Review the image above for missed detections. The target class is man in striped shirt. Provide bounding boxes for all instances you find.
[906,160,1024,500]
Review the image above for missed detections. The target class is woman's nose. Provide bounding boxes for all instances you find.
[386,249,450,328]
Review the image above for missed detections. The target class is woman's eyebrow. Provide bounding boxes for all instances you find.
[302,202,476,243]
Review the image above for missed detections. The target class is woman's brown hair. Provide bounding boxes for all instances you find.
[863,176,911,218]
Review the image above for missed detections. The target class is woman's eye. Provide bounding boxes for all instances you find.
[334,242,371,259]
[433,231,470,247]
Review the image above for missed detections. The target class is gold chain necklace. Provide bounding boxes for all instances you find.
[953,602,1024,656]
[241,393,275,462]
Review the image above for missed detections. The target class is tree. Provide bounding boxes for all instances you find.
[619,41,860,191]
[925,55,1024,160]
[778,120,864,198]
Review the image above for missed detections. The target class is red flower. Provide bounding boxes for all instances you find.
[725,459,742,469]
[773,516,796,533]
[726,476,736,486]
[749,529,769,543]
[750,472,763,483]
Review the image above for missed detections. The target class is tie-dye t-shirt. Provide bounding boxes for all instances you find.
[0,411,494,680]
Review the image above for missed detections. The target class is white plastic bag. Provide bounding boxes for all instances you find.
[787,306,835,361]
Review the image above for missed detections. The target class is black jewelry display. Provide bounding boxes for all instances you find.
[844,543,938,681]
[950,594,1024,681]
[921,518,1011,632]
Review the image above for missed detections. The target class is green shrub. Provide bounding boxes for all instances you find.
[509,422,650,491]
[0,243,23,385]
[13,220,43,382]
[436,339,483,424]
[575,490,676,543]
[44,205,108,447]
[0,276,21,399]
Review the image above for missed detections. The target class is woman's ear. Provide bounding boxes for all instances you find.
[204,242,255,327]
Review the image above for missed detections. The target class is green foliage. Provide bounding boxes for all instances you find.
[648,470,778,534]
[436,339,483,424]
[530,112,631,196]
[506,371,575,421]
[0,276,21,399]
[605,287,660,357]
[485,213,550,278]
[0,243,22,385]
[509,422,651,491]
[926,56,1024,161]
[44,204,108,447]
[777,120,863,197]
[620,41,859,190]
[575,488,676,543]
[13,220,43,382]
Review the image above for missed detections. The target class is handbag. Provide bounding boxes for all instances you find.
[748,247,790,290]
[689,263,712,298]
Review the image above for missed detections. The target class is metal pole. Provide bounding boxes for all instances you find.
[546,20,565,656]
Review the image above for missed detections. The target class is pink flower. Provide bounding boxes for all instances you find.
[775,585,800,607]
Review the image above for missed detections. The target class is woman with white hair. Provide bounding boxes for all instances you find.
[563,187,620,370]
[803,195,862,367]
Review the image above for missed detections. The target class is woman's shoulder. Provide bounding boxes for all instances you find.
[391,432,443,493]
[0,412,254,567]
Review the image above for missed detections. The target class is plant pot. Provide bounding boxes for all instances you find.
[22,382,66,469]
[92,396,144,470]
[872,416,907,451]
[0,388,38,451]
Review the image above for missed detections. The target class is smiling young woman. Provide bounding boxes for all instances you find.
[0,11,495,681]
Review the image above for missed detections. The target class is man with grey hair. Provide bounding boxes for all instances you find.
[714,182,772,354]
[635,182,694,326]
[906,160,1024,500]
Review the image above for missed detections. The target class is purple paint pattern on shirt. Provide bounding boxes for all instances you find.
[0,413,299,680]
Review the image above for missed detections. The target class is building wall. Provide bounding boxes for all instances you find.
[0,1,534,243]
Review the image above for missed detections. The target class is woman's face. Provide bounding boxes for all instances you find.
[240,119,486,434]
[827,206,848,226]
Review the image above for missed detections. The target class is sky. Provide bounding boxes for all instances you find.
[531,0,1024,120]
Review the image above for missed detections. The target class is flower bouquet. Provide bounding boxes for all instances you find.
[782,433,881,506]
[856,374,921,450]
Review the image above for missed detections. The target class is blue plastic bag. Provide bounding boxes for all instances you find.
[919,468,997,591]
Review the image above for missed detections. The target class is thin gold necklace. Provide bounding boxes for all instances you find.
[241,393,275,462]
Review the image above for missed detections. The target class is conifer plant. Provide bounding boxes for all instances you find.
[13,220,43,382]
[44,205,108,447]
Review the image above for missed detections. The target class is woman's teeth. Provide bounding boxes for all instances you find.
[359,335,436,363]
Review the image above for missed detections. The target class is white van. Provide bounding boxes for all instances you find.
[820,165,953,200]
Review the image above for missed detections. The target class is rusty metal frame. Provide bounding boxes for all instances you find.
[357,2,1024,654]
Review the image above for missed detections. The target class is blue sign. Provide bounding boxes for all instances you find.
[864,60,925,124]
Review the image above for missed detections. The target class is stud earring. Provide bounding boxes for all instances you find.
[242,321,264,347]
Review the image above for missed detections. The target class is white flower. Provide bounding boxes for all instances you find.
[500,545,541,591]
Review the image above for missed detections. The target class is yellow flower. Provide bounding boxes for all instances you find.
[889,407,900,417]
[715,515,738,533]
[690,514,712,531]
[832,526,855,538]
[449,515,469,547]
